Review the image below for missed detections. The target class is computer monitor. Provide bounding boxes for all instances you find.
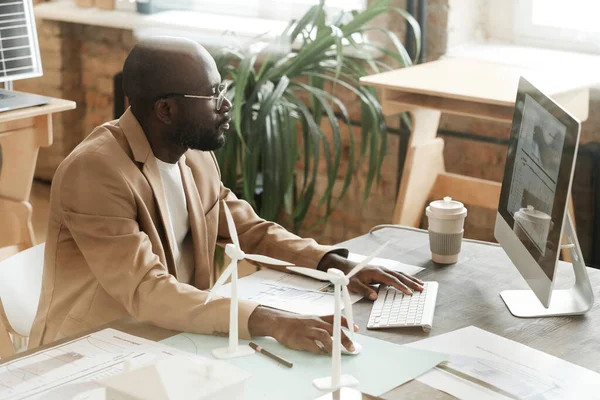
[0,0,43,84]
[0,0,51,113]
[494,76,594,318]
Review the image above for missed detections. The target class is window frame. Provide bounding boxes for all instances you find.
[513,0,600,54]
[186,0,366,21]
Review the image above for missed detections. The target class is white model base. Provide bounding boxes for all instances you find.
[500,213,594,318]
[313,375,359,391]
[212,346,255,360]
[314,387,364,400]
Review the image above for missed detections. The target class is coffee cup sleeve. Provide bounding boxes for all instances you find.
[428,230,464,256]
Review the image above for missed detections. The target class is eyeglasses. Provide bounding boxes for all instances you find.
[157,82,229,111]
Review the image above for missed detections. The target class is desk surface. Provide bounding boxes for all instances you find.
[360,58,599,107]
[4,227,599,399]
[0,96,75,124]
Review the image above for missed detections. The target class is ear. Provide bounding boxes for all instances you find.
[154,99,175,125]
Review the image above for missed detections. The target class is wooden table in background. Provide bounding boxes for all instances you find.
[0,97,76,261]
[4,226,599,398]
[360,58,597,230]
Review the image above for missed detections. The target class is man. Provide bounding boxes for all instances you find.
[29,37,423,354]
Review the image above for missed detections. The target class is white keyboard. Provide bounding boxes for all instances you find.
[367,282,438,332]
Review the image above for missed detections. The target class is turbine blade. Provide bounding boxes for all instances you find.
[204,260,235,304]
[341,286,355,338]
[245,254,293,266]
[286,266,332,281]
[346,240,391,279]
[222,201,240,249]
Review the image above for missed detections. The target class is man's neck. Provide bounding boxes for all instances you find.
[151,143,186,164]
[138,118,187,164]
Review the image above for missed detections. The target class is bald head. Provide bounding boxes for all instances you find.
[122,36,220,116]
[121,36,231,157]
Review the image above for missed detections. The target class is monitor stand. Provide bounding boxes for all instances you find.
[500,213,595,318]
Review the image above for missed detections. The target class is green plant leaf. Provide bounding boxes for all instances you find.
[290,3,322,43]
[256,76,290,132]
[233,54,258,139]
[358,27,412,67]
[292,82,341,213]
[308,74,324,126]
[297,89,336,213]
[390,7,422,63]
[288,97,323,231]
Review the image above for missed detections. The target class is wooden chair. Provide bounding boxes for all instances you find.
[392,132,503,228]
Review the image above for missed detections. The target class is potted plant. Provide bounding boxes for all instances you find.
[213,0,420,233]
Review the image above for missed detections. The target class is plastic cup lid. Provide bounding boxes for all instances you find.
[426,196,467,218]
[517,205,551,221]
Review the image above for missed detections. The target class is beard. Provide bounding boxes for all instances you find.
[173,119,226,151]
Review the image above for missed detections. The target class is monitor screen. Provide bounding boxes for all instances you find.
[0,0,43,83]
[498,78,579,282]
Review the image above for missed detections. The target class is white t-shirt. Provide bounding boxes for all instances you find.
[155,157,195,284]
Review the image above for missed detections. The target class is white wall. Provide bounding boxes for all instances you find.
[485,0,516,42]
[446,0,518,51]
[446,0,487,50]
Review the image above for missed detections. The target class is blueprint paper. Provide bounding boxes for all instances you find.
[161,331,446,399]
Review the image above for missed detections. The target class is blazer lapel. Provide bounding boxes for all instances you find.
[142,158,178,276]
[180,156,211,290]
[117,108,177,275]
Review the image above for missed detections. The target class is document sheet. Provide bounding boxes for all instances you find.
[406,325,600,400]
[0,328,211,400]
[217,260,424,316]
[216,269,362,315]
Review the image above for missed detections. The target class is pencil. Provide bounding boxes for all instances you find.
[249,342,293,368]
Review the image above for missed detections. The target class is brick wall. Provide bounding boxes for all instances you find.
[16,20,134,181]
[15,21,83,180]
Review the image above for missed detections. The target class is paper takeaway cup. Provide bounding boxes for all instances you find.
[426,197,468,264]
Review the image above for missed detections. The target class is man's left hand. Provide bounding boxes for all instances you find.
[318,253,424,300]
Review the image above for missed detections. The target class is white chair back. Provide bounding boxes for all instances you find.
[0,243,44,337]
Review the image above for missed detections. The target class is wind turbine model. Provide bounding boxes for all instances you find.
[205,200,292,359]
[287,241,391,391]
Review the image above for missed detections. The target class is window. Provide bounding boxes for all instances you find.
[152,0,366,21]
[514,0,600,54]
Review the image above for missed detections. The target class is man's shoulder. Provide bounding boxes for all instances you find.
[56,123,135,181]
[61,122,133,167]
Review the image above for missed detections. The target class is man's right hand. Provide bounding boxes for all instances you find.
[248,306,358,355]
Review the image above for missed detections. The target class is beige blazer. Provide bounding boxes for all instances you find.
[29,109,341,348]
